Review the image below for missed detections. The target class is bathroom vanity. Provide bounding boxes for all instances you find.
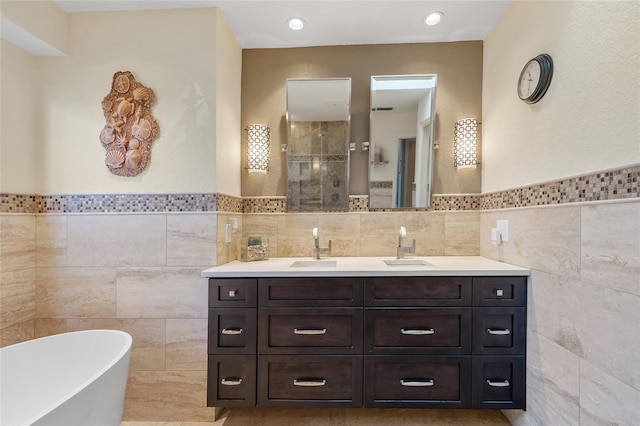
[202,257,529,413]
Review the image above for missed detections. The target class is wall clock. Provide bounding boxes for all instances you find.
[517,53,553,104]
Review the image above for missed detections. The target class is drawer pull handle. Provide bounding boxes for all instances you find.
[221,378,243,386]
[293,379,327,387]
[401,328,434,335]
[487,379,510,387]
[221,328,243,335]
[294,328,327,335]
[400,379,434,387]
[487,328,511,335]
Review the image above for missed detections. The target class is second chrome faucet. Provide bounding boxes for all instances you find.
[312,227,332,260]
[397,226,416,259]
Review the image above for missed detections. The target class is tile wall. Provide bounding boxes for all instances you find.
[480,200,640,425]
[0,214,36,346]
[0,164,638,423]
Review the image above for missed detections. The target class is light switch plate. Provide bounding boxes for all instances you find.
[496,220,509,242]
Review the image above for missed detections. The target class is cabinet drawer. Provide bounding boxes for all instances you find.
[364,356,471,408]
[209,278,257,308]
[259,308,363,354]
[258,355,363,407]
[207,355,256,407]
[365,277,472,306]
[365,308,471,355]
[473,277,526,307]
[259,277,363,307]
[472,308,526,355]
[208,308,257,354]
[472,356,525,409]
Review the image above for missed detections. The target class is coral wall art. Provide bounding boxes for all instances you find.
[100,71,159,176]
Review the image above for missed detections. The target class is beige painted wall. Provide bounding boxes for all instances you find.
[214,11,242,196]
[0,40,41,193]
[482,1,640,193]
[33,8,240,194]
[241,42,483,197]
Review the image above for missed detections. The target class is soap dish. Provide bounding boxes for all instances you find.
[241,237,269,262]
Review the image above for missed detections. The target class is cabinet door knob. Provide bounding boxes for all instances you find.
[487,379,510,387]
[294,328,327,335]
[293,379,327,387]
[487,328,511,335]
[221,378,243,386]
[221,328,243,335]
[401,328,434,335]
[400,379,434,387]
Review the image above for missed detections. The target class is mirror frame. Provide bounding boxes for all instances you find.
[369,74,437,209]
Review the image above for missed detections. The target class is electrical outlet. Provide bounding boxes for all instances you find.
[225,224,232,243]
[496,220,509,242]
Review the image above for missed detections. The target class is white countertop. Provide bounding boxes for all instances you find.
[201,256,529,278]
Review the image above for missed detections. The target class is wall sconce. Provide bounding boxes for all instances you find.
[246,124,270,173]
[454,118,478,168]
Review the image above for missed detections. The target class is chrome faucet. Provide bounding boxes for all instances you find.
[397,226,416,259]
[312,227,332,260]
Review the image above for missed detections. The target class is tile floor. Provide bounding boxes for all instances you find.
[122,407,510,425]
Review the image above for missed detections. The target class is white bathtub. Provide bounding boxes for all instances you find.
[0,330,132,426]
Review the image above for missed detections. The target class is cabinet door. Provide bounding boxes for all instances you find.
[209,278,257,308]
[258,355,363,407]
[208,308,257,354]
[365,277,472,307]
[208,355,256,407]
[258,308,363,354]
[364,356,471,408]
[259,277,364,307]
[472,308,526,355]
[472,356,525,409]
[365,308,472,355]
[473,277,527,307]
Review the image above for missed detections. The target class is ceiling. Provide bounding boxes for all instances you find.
[51,0,514,49]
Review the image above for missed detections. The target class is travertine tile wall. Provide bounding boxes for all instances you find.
[2,164,637,423]
[33,212,221,421]
[480,200,640,425]
[0,214,36,346]
[241,211,480,258]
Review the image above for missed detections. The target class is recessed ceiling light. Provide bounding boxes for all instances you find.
[425,11,444,26]
[287,17,305,31]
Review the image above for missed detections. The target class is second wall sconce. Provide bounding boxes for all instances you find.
[246,124,270,173]
[454,118,478,168]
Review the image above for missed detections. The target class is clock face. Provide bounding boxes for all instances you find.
[517,54,553,104]
[518,59,541,100]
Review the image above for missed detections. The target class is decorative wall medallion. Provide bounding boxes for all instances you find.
[100,71,159,176]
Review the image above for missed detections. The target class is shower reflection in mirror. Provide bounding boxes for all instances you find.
[369,75,437,209]
[286,78,351,212]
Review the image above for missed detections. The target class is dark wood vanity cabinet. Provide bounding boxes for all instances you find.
[207,275,526,410]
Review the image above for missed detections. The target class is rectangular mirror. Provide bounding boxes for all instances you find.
[286,78,351,211]
[369,74,437,209]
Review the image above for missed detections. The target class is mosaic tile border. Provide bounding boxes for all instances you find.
[479,164,640,210]
[1,193,219,214]
[1,164,637,214]
[349,195,369,212]
[0,194,36,213]
[216,193,243,213]
[432,194,481,211]
[243,197,287,214]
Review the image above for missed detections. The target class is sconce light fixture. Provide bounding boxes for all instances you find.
[246,124,270,173]
[454,118,478,168]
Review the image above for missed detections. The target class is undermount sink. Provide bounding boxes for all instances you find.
[289,260,338,268]
[384,259,434,267]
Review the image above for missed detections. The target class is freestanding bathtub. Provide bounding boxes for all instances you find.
[0,329,132,426]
